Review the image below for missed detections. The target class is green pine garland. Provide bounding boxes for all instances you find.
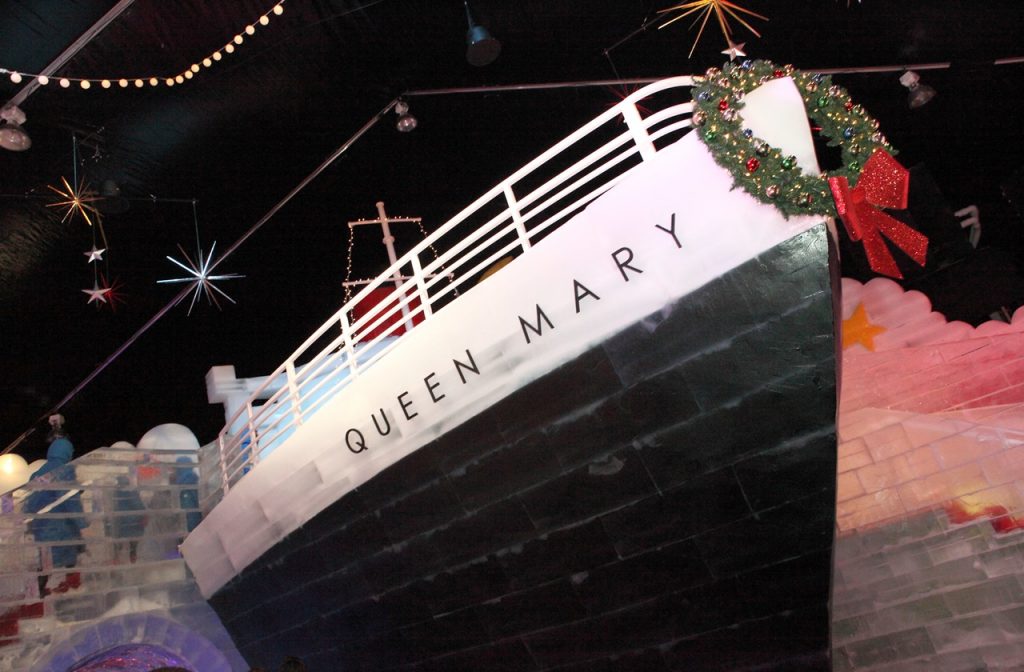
[691,59,895,218]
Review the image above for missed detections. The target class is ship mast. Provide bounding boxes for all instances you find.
[344,201,424,331]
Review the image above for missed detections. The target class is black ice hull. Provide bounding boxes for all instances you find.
[208,223,839,672]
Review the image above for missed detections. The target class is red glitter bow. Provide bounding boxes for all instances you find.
[828,149,928,279]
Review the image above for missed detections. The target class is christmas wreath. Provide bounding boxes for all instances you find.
[691,59,928,278]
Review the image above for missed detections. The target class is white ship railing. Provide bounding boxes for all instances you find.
[211,76,696,504]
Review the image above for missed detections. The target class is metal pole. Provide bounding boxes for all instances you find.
[4,0,137,109]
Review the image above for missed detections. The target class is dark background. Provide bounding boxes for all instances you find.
[2,0,1023,461]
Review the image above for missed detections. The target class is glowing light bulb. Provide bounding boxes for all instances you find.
[0,456,16,475]
[191,63,200,73]
[175,74,184,84]
[60,78,71,88]
[225,44,235,54]
[203,57,213,67]
[213,52,223,61]
[119,79,129,88]
[10,72,22,83]
[38,75,49,85]
[185,70,194,79]
[233,34,244,45]
[166,78,174,86]
[245,24,255,35]
[259,15,270,25]
[101,79,111,88]
[273,4,284,15]
[149,77,159,86]
[80,80,91,89]
[135,79,144,88]
[0,453,29,492]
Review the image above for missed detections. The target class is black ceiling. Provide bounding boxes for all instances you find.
[2,0,1023,459]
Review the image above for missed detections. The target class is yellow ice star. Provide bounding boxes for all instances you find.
[842,302,886,351]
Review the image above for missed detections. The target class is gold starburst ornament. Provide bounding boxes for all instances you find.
[658,0,768,58]
[47,176,101,227]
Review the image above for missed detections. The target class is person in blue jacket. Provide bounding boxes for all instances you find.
[24,415,89,595]
[171,456,202,533]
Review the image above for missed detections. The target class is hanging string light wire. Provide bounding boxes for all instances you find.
[0,2,286,91]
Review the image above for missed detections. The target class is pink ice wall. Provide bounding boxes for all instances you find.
[837,278,1024,533]
[833,279,1024,671]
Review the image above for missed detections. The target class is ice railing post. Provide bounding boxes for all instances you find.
[410,253,433,321]
[243,401,260,473]
[217,433,230,499]
[339,309,358,376]
[503,184,532,254]
[621,102,657,160]
[285,360,303,428]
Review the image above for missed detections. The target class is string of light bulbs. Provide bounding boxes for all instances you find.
[0,2,285,91]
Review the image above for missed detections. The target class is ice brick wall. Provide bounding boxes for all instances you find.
[833,282,1024,671]
[209,226,839,671]
[836,405,1024,534]
[833,508,1024,671]
[0,444,247,672]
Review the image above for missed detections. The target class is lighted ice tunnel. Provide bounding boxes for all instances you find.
[67,643,194,671]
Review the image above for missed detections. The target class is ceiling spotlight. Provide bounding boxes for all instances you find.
[0,105,31,151]
[395,100,417,132]
[899,70,936,109]
[464,0,501,67]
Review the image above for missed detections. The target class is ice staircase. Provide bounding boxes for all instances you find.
[0,441,246,671]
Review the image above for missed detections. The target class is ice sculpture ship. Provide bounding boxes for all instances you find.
[188,74,840,670]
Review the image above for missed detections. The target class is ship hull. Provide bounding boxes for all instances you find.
[209,223,839,671]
